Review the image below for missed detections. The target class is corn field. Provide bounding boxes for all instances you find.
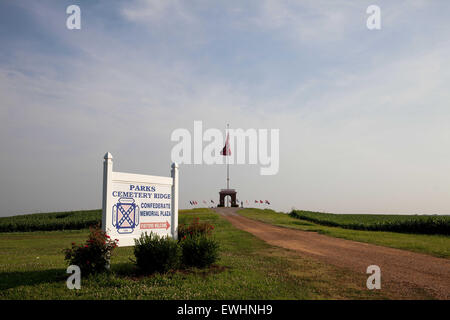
[0,210,101,232]
[289,210,450,235]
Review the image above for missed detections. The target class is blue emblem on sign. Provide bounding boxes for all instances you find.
[112,197,140,234]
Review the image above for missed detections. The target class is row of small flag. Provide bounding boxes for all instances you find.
[189,200,270,205]
[249,200,271,205]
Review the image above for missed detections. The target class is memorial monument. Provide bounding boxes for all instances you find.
[217,124,239,207]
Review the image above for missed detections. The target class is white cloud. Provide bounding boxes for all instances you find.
[2,0,450,215]
[121,0,196,25]
[249,0,360,43]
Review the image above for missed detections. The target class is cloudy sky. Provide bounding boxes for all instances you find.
[1,0,450,216]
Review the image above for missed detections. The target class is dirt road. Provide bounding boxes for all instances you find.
[214,207,450,299]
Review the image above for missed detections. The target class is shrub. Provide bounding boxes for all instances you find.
[178,217,215,239]
[63,225,118,275]
[177,217,219,268]
[133,232,181,274]
[180,235,220,268]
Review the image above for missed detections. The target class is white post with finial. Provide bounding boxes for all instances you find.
[171,162,179,240]
[102,152,113,234]
[226,123,230,207]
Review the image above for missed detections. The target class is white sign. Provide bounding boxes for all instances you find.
[101,152,179,247]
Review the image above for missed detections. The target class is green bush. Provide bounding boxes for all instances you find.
[64,225,118,275]
[180,234,220,268]
[133,232,181,274]
[133,218,220,273]
[178,217,215,239]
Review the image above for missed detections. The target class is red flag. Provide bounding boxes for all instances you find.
[255,200,258,203]
[220,133,231,156]
[259,200,263,203]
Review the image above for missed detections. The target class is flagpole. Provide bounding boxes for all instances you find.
[225,123,230,207]
[227,123,229,191]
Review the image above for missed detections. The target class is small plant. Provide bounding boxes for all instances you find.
[178,217,219,268]
[133,232,181,274]
[180,234,220,268]
[178,217,215,239]
[63,224,118,275]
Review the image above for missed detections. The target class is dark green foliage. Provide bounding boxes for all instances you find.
[178,217,220,268]
[289,210,450,235]
[133,232,181,274]
[178,216,214,239]
[180,234,220,268]
[133,217,220,273]
[0,210,101,232]
[63,225,118,275]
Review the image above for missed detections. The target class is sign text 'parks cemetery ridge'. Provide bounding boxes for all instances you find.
[102,152,179,247]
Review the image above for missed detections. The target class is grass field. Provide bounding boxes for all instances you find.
[0,208,393,299]
[238,209,450,259]
[290,210,450,235]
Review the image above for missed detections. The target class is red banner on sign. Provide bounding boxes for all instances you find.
[140,221,170,230]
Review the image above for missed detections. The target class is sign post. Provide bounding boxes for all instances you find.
[171,162,179,240]
[102,152,179,247]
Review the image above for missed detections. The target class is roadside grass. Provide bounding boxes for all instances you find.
[238,209,450,259]
[0,209,391,299]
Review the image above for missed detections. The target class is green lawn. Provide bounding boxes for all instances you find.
[0,208,391,300]
[238,209,450,259]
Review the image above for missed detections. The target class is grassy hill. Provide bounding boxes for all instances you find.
[239,209,450,258]
[3,208,448,235]
[0,209,392,299]
[0,208,448,299]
